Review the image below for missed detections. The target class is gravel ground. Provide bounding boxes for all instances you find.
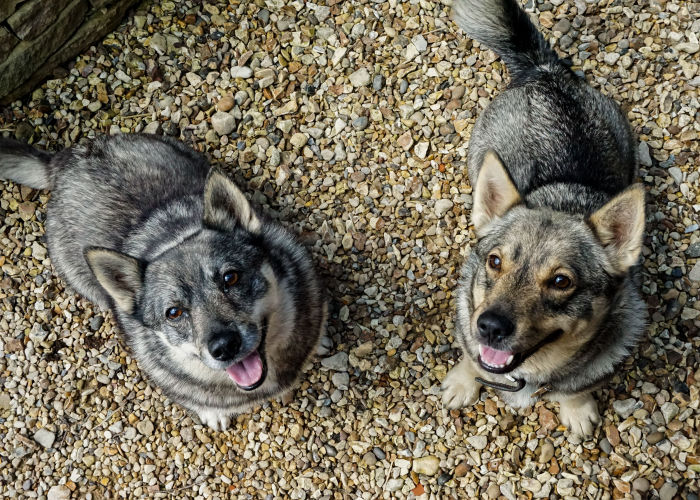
[1,0,698,498]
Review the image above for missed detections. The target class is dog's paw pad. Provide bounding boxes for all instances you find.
[197,410,231,431]
[441,369,481,410]
[559,397,600,438]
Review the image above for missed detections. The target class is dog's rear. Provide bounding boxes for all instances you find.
[0,138,53,189]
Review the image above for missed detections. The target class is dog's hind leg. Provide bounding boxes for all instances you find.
[557,391,600,438]
[442,358,483,410]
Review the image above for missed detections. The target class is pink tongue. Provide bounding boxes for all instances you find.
[226,351,263,388]
[479,345,513,365]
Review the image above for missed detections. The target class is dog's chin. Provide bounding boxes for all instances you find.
[225,319,269,391]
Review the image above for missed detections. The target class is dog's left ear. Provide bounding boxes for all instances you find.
[85,248,144,315]
[203,168,261,233]
[472,150,521,235]
[588,184,645,274]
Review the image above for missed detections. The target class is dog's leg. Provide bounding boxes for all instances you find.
[557,391,600,437]
[196,408,232,431]
[441,357,483,409]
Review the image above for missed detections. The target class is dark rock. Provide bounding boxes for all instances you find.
[0,0,88,99]
[437,472,452,486]
[7,0,72,41]
[0,0,22,23]
[0,27,20,61]
[89,316,104,332]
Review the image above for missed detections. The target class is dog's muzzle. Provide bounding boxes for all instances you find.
[224,319,268,391]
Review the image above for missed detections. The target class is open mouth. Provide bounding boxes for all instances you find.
[477,329,564,374]
[225,319,268,391]
[478,345,519,373]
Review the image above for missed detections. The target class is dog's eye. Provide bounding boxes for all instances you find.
[552,275,572,290]
[166,306,185,320]
[487,254,502,271]
[223,271,239,289]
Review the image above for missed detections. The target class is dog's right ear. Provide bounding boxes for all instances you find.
[472,150,521,235]
[203,168,261,233]
[85,248,144,315]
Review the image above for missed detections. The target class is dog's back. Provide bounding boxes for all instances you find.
[454,0,637,209]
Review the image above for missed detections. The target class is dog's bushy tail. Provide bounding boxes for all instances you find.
[0,139,53,189]
[452,0,564,81]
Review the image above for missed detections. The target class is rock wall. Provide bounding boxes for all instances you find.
[0,0,139,104]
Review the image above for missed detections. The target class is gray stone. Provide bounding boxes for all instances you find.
[553,18,571,33]
[658,482,678,500]
[33,428,56,448]
[667,166,683,185]
[414,142,429,159]
[89,316,104,332]
[612,398,639,419]
[686,241,700,258]
[385,479,404,492]
[150,33,167,55]
[467,435,488,450]
[352,116,369,130]
[211,111,236,135]
[321,352,349,371]
[331,372,349,390]
[143,121,160,134]
[434,199,454,217]
[411,34,427,53]
[688,262,700,282]
[660,402,679,423]
[604,52,620,65]
[349,67,370,87]
[631,477,650,492]
[47,485,71,500]
[362,452,377,466]
[372,74,385,90]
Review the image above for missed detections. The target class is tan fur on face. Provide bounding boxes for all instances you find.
[517,297,608,377]
[468,235,610,378]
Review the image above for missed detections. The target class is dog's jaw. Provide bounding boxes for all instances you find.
[225,318,269,391]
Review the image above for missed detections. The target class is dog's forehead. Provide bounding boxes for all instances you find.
[488,208,594,265]
[148,231,262,278]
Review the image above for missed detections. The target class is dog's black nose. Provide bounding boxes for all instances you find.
[477,311,515,344]
[208,331,241,362]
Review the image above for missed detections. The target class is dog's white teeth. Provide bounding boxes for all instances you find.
[506,355,514,365]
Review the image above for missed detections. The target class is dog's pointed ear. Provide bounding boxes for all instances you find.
[472,150,521,234]
[203,168,261,233]
[85,248,144,314]
[588,184,645,274]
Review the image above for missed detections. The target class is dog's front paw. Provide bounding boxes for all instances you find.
[196,409,232,431]
[441,360,482,410]
[558,393,600,438]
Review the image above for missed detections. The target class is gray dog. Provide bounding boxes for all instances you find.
[0,134,326,430]
[442,0,646,436]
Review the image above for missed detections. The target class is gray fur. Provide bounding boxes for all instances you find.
[0,139,53,189]
[444,0,646,436]
[0,134,326,430]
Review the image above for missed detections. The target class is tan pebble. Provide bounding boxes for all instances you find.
[217,96,234,112]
